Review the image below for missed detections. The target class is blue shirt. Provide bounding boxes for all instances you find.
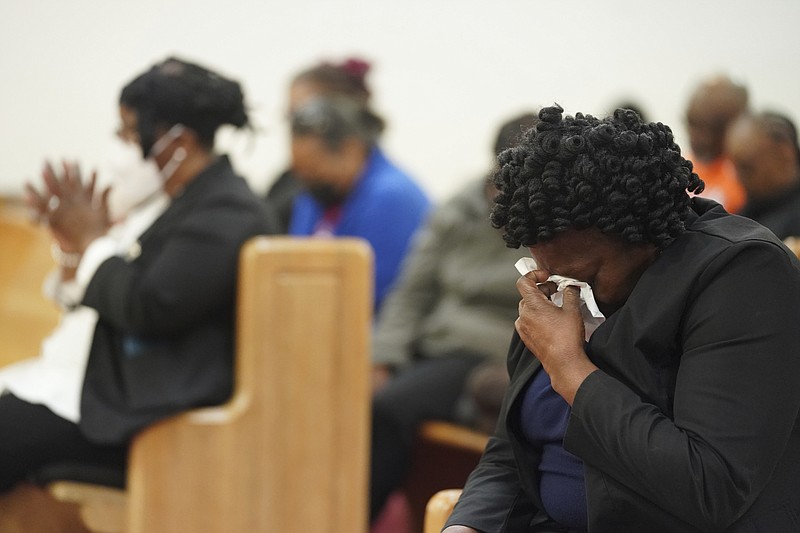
[520,369,588,530]
[289,147,431,311]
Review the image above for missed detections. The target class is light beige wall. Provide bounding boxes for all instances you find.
[1,0,798,203]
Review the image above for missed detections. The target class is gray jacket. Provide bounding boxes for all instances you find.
[372,178,522,368]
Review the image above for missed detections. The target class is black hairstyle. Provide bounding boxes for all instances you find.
[119,56,249,155]
[491,104,705,249]
[612,101,649,124]
[292,57,372,103]
[494,112,541,156]
[289,95,385,150]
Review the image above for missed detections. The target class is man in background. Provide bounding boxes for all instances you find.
[685,74,749,213]
[726,111,800,240]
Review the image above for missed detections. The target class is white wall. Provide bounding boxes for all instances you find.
[2,0,799,203]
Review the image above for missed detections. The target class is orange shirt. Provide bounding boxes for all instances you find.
[689,155,747,214]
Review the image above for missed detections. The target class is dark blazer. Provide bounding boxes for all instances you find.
[447,199,800,532]
[79,156,274,444]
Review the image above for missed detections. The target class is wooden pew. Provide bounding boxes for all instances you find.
[42,236,373,533]
[401,421,488,533]
[783,235,800,258]
[423,489,462,533]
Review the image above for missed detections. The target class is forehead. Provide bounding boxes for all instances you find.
[291,134,335,157]
[527,230,597,268]
[526,228,622,287]
[288,80,325,114]
[686,100,727,127]
[727,121,770,157]
[687,92,742,128]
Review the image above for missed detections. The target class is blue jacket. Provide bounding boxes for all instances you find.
[289,147,431,311]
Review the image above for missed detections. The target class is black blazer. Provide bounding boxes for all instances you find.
[79,156,274,444]
[447,199,800,532]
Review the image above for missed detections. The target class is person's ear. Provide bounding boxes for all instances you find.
[174,127,201,155]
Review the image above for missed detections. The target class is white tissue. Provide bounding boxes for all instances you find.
[514,257,605,341]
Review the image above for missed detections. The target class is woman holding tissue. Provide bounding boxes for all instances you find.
[444,105,800,532]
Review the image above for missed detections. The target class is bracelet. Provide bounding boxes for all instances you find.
[50,242,82,269]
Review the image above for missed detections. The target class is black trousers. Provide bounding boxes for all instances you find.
[0,392,127,492]
[370,352,485,520]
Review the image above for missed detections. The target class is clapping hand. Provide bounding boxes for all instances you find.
[25,160,111,255]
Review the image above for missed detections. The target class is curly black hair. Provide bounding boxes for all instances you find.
[491,104,704,249]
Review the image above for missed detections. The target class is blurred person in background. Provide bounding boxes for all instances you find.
[265,57,373,232]
[288,95,430,312]
[369,112,539,522]
[725,110,800,240]
[0,56,274,496]
[684,74,749,213]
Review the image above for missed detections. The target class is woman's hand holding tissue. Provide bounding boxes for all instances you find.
[515,270,598,405]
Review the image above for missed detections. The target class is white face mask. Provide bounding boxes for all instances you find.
[103,136,164,222]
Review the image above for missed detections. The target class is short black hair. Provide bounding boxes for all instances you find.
[493,112,540,156]
[612,101,649,123]
[491,105,704,249]
[120,56,249,154]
